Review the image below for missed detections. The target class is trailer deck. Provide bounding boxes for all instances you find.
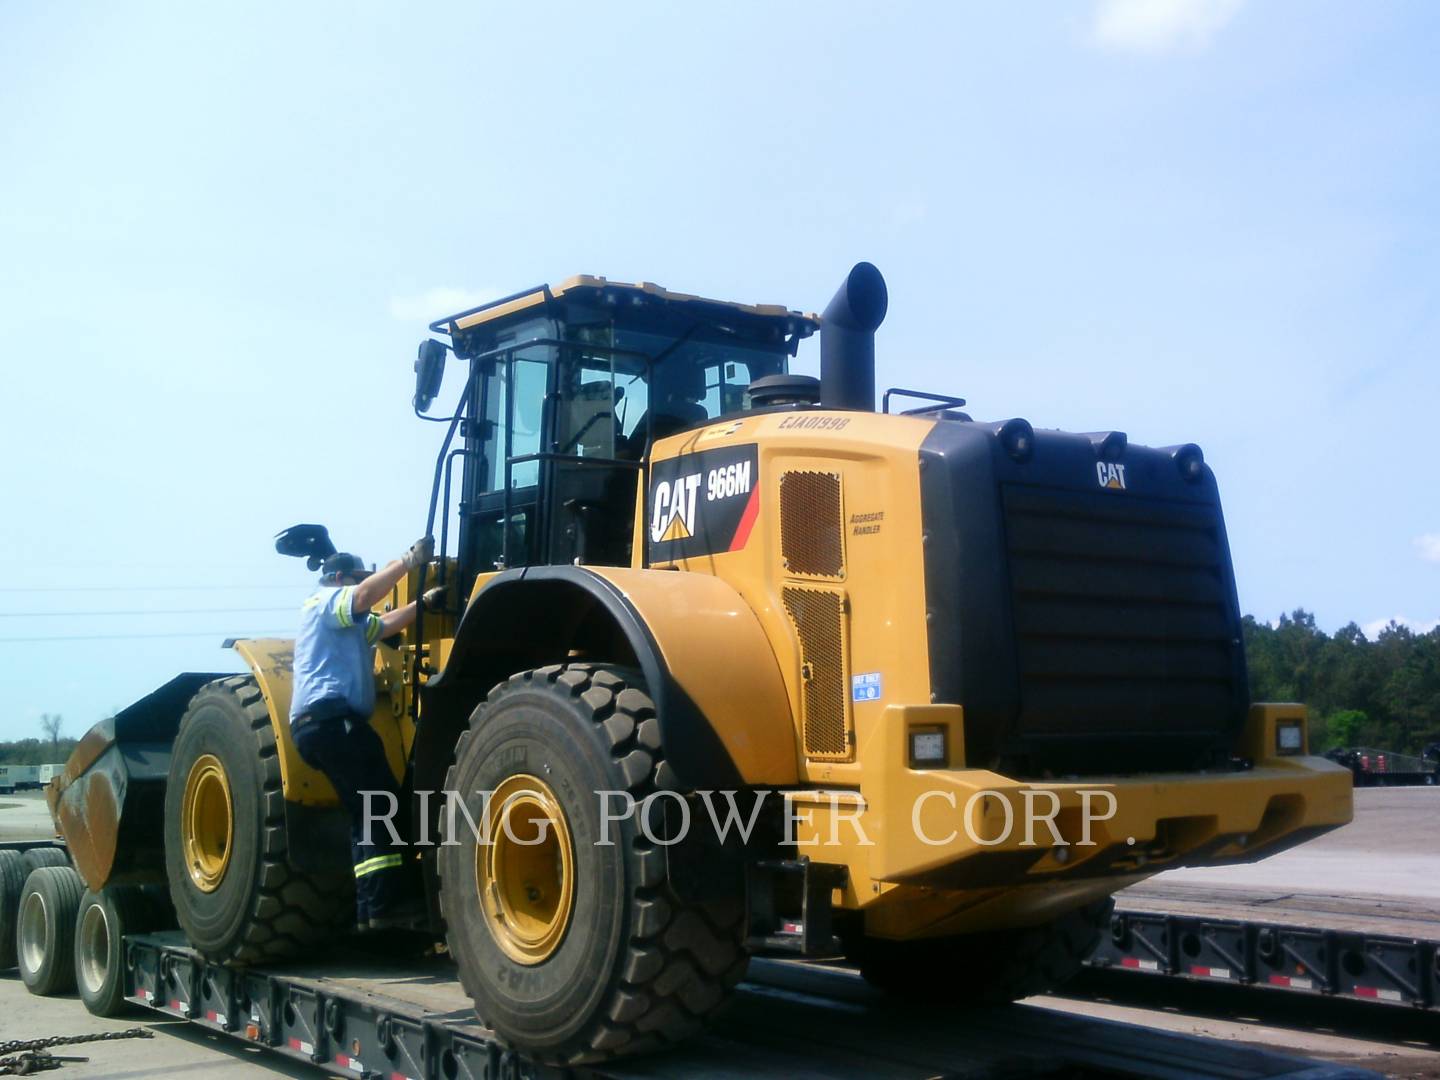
[1094,883,1440,1010]
[124,932,1373,1079]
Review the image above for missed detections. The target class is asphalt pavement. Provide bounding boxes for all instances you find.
[1143,786,1440,899]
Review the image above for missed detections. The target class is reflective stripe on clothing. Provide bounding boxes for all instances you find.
[335,586,356,628]
[292,712,415,923]
[290,584,380,723]
[354,853,404,878]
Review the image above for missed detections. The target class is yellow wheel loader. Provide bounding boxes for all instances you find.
[50,263,1352,1065]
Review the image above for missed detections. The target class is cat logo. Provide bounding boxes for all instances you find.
[1096,462,1127,490]
[647,444,760,558]
[651,473,702,542]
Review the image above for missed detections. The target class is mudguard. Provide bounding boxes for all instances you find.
[227,638,408,807]
[51,640,410,890]
[418,565,798,793]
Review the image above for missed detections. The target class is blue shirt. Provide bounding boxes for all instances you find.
[290,585,383,725]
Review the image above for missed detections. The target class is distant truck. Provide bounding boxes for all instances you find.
[1326,745,1440,786]
[0,764,62,793]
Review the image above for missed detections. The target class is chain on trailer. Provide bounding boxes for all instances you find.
[0,1029,154,1076]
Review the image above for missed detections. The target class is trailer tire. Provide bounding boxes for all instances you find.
[164,676,353,963]
[849,897,1115,1004]
[0,850,27,971]
[18,866,85,995]
[21,847,70,875]
[439,664,748,1066]
[75,886,154,1016]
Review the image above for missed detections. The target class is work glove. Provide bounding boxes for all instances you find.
[420,586,448,612]
[402,535,434,570]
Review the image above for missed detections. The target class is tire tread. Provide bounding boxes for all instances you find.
[440,663,746,1065]
[0,850,27,970]
[172,678,353,963]
[19,865,85,995]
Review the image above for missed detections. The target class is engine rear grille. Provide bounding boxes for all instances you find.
[782,586,852,759]
[1003,485,1244,745]
[780,471,845,578]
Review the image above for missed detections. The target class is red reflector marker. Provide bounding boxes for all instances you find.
[1121,957,1160,971]
[1354,985,1403,1002]
[1267,974,1314,989]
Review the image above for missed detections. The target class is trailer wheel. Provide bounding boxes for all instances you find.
[439,664,747,1066]
[21,847,70,875]
[0,850,27,970]
[164,676,353,963]
[848,897,1115,1004]
[18,865,85,995]
[75,886,154,1016]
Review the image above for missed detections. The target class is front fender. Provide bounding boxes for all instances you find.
[230,638,407,806]
[424,566,798,791]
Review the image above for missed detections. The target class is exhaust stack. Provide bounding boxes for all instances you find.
[820,262,888,411]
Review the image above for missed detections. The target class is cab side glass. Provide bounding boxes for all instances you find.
[485,355,548,491]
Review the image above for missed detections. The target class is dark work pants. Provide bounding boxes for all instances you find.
[292,712,412,922]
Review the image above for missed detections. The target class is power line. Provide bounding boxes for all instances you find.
[0,607,297,618]
[0,585,303,593]
[0,630,292,643]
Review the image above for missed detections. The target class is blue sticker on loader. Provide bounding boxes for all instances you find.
[852,672,882,702]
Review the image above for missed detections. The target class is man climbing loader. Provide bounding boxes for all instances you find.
[48,263,1352,1065]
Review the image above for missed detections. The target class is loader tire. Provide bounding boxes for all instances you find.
[18,865,85,995]
[21,847,70,875]
[76,886,156,1016]
[849,897,1115,1004]
[439,664,747,1066]
[164,676,353,964]
[0,849,26,970]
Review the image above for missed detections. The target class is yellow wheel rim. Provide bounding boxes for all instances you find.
[181,754,234,892]
[476,774,575,965]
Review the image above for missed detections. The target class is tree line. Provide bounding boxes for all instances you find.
[0,737,79,766]
[0,712,74,765]
[1245,610,1440,756]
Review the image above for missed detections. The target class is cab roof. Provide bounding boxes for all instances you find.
[428,275,820,342]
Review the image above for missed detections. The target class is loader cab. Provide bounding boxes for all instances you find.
[425,277,817,591]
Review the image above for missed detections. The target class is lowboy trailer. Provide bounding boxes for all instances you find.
[118,931,1373,1080]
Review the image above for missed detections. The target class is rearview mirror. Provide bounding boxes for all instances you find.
[414,339,448,413]
[274,524,337,571]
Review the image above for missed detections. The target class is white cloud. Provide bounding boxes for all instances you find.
[388,287,504,323]
[1090,0,1247,55]
[1415,534,1440,563]
[1362,616,1440,639]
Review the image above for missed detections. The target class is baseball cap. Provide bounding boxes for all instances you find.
[321,552,372,582]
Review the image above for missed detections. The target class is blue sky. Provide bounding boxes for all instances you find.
[1,1,1436,742]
